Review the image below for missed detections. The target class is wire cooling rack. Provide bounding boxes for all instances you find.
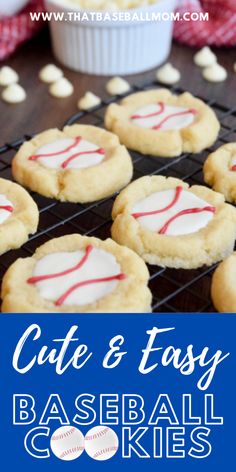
[0,80,236,312]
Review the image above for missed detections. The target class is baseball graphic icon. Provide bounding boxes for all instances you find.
[84,426,119,461]
[50,426,84,461]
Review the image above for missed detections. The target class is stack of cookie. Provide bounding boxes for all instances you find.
[1,88,236,313]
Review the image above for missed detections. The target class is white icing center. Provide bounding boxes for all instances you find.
[0,194,13,225]
[131,103,196,131]
[231,154,236,169]
[32,137,105,170]
[31,247,122,306]
[131,188,214,236]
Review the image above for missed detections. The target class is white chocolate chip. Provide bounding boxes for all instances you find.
[39,64,63,83]
[49,78,74,98]
[202,63,227,83]
[78,91,101,110]
[106,76,130,95]
[156,63,181,85]
[2,83,26,104]
[194,47,217,68]
[0,66,19,86]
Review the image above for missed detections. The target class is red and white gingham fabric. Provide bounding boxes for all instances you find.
[0,0,44,60]
[1,0,236,61]
[174,0,236,47]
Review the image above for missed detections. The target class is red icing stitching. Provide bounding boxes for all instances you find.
[27,245,126,306]
[30,136,81,160]
[131,102,197,130]
[27,245,93,284]
[158,206,215,235]
[29,136,105,169]
[132,185,183,219]
[131,102,165,120]
[0,205,13,213]
[131,186,216,235]
[62,146,104,169]
[55,273,126,307]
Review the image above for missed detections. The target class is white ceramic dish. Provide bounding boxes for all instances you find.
[0,0,29,17]
[45,0,177,75]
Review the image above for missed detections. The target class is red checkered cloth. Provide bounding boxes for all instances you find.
[1,0,236,61]
[0,0,45,61]
[174,0,236,47]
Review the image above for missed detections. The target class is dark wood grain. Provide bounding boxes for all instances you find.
[0,27,235,144]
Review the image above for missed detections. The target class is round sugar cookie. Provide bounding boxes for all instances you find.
[1,234,152,313]
[203,143,236,204]
[0,177,39,256]
[211,252,236,313]
[111,175,236,269]
[105,88,220,158]
[12,124,133,203]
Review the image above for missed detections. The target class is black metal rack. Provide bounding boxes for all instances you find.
[0,80,235,312]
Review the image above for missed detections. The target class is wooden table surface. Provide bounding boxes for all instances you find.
[0,28,235,144]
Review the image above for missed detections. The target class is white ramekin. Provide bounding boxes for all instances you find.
[45,0,177,76]
[0,0,28,17]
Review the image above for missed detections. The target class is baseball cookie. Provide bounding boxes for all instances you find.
[111,175,236,269]
[105,89,220,158]
[1,234,152,313]
[203,143,236,204]
[0,177,39,256]
[12,124,133,202]
[211,252,236,313]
